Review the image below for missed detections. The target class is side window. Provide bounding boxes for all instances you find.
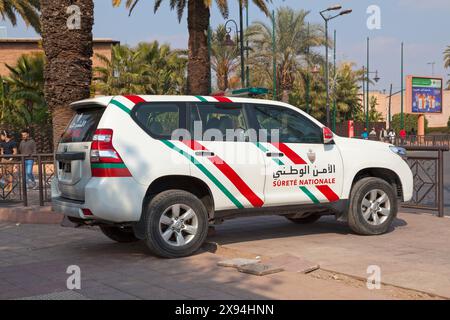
[133,103,182,139]
[253,104,322,144]
[190,103,249,141]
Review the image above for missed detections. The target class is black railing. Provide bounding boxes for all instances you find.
[395,135,450,147]
[0,154,54,207]
[402,146,448,217]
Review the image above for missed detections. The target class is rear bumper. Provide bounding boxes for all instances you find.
[51,177,147,223]
[52,196,89,219]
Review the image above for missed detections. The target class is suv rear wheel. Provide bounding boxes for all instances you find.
[99,225,140,243]
[348,177,398,235]
[143,190,209,258]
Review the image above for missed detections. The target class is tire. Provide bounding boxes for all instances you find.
[143,190,209,258]
[99,225,140,243]
[285,213,321,224]
[348,177,398,235]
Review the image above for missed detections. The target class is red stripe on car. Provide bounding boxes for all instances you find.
[124,95,146,105]
[181,140,264,208]
[92,168,132,178]
[271,142,307,165]
[213,96,233,103]
[316,185,340,202]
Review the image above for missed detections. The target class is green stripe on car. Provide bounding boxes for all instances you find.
[110,99,131,114]
[195,96,208,102]
[161,140,244,209]
[91,163,128,169]
[254,142,285,166]
[300,186,320,204]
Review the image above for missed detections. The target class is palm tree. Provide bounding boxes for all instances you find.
[0,0,41,33]
[211,24,239,91]
[0,53,51,134]
[112,0,271,95]
[444,46,450,88]
[444,46,450,69]
[94,41,187,95]
[247,7,324,102]
[40,0,94,147]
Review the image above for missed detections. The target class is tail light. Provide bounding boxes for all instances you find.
[91,129,123,163]
[90,129,132,177]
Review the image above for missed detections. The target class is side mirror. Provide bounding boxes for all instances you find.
[323,127,334,144]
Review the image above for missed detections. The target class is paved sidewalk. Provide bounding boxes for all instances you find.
[0,219,439,300]
[210,212,450,298]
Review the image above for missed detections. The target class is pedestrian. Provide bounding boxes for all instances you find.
[399,128,407,145]
[361,128,369,140]
[369,127,377,140]
[0,130,18,193]
[410,127,416,144]
[388,129,396,145]
[19,129,37,189]
[379,127,388,142]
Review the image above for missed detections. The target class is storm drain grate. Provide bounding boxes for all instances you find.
[17,290,89,300]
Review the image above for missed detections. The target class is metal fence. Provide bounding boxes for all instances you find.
[396,135,450,147]
[0,154,55,207]
[402,146,448,217]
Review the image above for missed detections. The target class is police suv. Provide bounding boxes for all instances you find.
[52,95,413,258]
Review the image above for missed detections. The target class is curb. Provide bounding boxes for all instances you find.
[0,206,63,224]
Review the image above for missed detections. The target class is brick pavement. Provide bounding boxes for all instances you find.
[0,220,441,300]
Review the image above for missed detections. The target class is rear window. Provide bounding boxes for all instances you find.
[60,107,104,143]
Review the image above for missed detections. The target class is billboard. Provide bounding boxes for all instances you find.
[407,76,443,114]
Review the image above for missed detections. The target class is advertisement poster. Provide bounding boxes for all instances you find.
[411,77,443,113]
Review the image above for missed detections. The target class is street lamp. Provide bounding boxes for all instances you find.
[365,68,381,128]
[224,0,246,88]
[320,5,352,127]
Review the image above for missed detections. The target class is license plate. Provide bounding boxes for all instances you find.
[59,162,71,173]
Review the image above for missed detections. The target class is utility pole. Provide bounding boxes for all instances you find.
[306,22,310,114]
[401,42,404,129]
[238,0,245,88]
[366,37,370,130]
[332,29,337,132]
[388,83,393,128]
[245,1,250,88]
[272,10,277,100]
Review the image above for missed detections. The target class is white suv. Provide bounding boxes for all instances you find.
[52,95,413,258]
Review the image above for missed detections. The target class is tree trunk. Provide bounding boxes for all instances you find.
[187,0,210,95]
[41,0,94,147]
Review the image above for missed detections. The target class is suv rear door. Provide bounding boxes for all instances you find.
[56,104,105,201]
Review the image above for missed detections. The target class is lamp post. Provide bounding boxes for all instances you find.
[224,0,245,88]
[272,10,277,100]
[365,69,380,128]
[320,5,352,128]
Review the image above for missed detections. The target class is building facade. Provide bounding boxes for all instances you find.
[370,90,450,128]
[0,38,119,76]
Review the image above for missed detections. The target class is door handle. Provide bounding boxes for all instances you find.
[195,151,215,157]
[267,152,284,158]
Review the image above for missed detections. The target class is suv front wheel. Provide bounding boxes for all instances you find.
[348,177,398,235]
[143,190,209,258]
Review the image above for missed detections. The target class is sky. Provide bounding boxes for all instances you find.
[1,0,449,91]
